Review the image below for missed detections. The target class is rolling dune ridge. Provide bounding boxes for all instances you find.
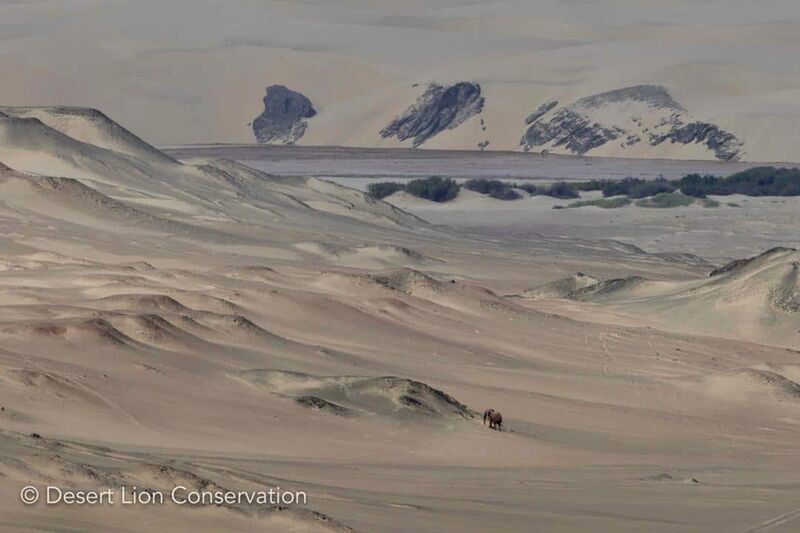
[0,108,799,531]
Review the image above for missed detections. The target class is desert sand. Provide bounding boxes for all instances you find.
[0,107,799,531]
[3,1,800,160]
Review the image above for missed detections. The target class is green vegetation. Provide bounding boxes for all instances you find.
[463,179,521,200]
[366,181,405,200]
[579,177,677,198]
[365,178,580,202]
[574,167,800,199]
[511,181,580,199]
[365,166,800,206]
[514,183,539,195]
[366,177,459,202]
[404,176,459,202]
[635,192,695,208]
[541,182,580,199]
[676,167,800,197]
[462,179,580,200]
[566,197,632,209]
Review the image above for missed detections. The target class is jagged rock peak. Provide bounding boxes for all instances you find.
[525,101,558,125]
[577,85,685,111]
[381,82,484,147]
[520,85,743,161]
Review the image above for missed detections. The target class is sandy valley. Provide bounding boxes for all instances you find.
[0,107,798,531]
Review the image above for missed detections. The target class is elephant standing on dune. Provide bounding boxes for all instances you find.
[483,409,503,431]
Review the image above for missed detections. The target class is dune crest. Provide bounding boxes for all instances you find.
[231,370,476,422]
[0,106,178,164]
[518,248,800,346]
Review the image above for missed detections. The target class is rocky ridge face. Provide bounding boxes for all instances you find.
[380,82,484,147]
[525,101,558,125]
[252,85,316,145]
[520,85,744,161]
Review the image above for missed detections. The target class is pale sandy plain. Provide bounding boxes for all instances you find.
[1,107,800,532]
[3,0,800,160]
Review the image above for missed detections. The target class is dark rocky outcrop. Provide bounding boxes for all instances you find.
[523,108,625,154]
[652,121,743,161]
[381,82,484,147]
[520,85,744,161]
[578,85,684,111]
[525,100,558,125]
[252,85,316,145]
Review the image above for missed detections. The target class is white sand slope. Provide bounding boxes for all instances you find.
[0,106,177,164]
[517,248,800,347]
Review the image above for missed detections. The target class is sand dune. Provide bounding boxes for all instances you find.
[0,317,140,348]
[232,370,476,422]
[517,248,800,346]
[700,367,800,402]
[3,108,800,531]
[517,273,601,299]
[0,106,177,164]
[295,242,436,269]
[0,108,431,267]
[1,368,110,407]
[92,293,194,314]
[0,113,162,185]
[0,430,353,532]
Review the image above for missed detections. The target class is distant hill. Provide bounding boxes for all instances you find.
[516,247,800,347]
[4,1,800,161]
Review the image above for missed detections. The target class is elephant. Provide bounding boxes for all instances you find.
[483,409,503,431]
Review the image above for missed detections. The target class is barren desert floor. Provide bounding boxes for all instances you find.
[1,110,800,532]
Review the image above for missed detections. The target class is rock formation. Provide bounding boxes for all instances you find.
[252,85,316,144]
[381,82,484,147]
[520,85,743,161]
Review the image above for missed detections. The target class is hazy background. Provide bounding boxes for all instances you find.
[2,0,800,159]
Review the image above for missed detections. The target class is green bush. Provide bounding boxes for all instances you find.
[676,174,720,198]
[540,182,580,199]
[677,167,800,197]
[463,179,521,200]
[573,179,608,192]
[635,192,695,208]
[595,177,676,198]
[367,181,406,199]
[514,183,539,195]
[567,197,632,209]
[600,177,641,197]
[367,167,800,207]
[404,176,460,203]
